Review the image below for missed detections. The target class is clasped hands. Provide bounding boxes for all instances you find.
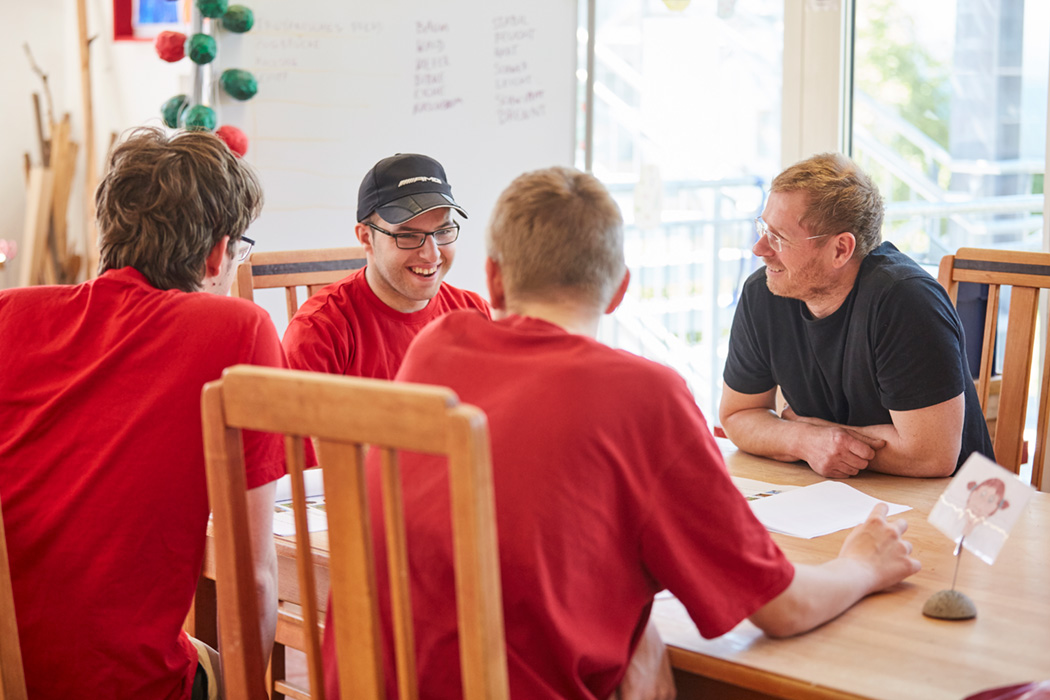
[780,405,886,479]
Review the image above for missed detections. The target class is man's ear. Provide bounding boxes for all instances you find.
[830,233,857,268]
[204,236,230,278]
[604,269,631,315]
[355,222,374,253]
[485,257,506,311]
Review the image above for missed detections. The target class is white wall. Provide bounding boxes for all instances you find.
[0,0,185,289]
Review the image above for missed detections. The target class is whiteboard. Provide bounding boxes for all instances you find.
[214,0,579,309]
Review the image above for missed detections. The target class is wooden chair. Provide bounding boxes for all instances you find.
[938,247,1050,490]
[203,365,509,700]
[228,246,366,699]
[0,495,28,700]
[231,247,367,323]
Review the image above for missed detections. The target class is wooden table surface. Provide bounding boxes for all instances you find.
[653,446,1050,700]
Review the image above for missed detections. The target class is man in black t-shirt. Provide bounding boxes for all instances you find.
[719,153,993,479]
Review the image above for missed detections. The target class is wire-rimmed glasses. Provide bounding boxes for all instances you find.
[754,218,831,253]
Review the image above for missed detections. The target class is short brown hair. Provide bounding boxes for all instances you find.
[771,153,884,258]
[486,167,625,308]
[96,127,263,291]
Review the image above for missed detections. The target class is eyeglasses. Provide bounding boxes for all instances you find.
[754,218,831,253]
[366,221,460,250]
[236,236,255,262]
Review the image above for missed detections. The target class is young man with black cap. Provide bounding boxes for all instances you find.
[282,153,490,379]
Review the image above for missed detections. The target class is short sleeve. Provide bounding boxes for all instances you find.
[723,273,777,395]
[872,277,969,412]
[241,312,289,488]
[283,305,352,376]
[637,389,793,638]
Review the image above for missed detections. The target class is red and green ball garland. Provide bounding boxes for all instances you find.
[154,0,258,156]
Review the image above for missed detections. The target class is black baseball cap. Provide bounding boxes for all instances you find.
[357,153,468,224]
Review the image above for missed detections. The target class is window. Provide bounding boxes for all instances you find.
[579,0,784,414]
[852,0,1048,262]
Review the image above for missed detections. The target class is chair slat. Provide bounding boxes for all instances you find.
[318,439,385,700]
[232,246,367,327]
[380,448,419,700]
[201,384,268,700]
[0,492,27,700]
[977,284,1001,410]
[286,437,326,700]
[994,287,1039,476]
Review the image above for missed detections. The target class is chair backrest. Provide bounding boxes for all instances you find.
[0,495,28,700]
[231,247,367,323]
[203,365,509,700]
[938,247,1050,490]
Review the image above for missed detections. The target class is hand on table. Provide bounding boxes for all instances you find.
[839,503,921,593]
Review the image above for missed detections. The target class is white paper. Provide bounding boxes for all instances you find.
[273,469,325,501]
[273,470,328,536]
[748,480,910,539]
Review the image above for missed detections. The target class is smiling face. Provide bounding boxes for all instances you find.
[755,190,842,317]
[357,207,456,313]
[966,480,1006,520]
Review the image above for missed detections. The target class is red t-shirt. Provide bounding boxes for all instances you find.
[0,268,286,699]
[323,311,793,700]
[281,267,490,379]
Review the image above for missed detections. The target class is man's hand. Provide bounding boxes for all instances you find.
[610,618,676,700]
[781,408,885,478]
[839,503,921,594]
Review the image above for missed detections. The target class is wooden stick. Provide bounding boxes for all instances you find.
[23,44,55,131]
[20,167,56,287]
[50,115,78,281]
[77,0,99,279]
[31,93,50,167]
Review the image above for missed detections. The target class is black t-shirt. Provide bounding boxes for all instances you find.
[724,241,993,470]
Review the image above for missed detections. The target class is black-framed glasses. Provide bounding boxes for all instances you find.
[754,218,831,253]
[366,221,460,250]
[237,236,255,262]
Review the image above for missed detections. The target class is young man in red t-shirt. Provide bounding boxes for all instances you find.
[0,128,285,699]
[323,166,921,700]
[282,153,491,380]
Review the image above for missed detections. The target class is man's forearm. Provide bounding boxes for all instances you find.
[802,417,958,477]
[256,554,278,667]
[722,408,810,463]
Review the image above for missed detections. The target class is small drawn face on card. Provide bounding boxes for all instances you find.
[928,453,1035,565]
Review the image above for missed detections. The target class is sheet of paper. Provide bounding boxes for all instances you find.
[273,497,328,536]
[748,480,910,539]
[731,476,800,501]
[273,469,325,501]
[273,469,328,536]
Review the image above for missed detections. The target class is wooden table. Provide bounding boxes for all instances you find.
[196,448,1049,700]
[656,447,1050,700]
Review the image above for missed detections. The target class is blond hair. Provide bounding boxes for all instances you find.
[772,153,884,257]
[486,167,625,308]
